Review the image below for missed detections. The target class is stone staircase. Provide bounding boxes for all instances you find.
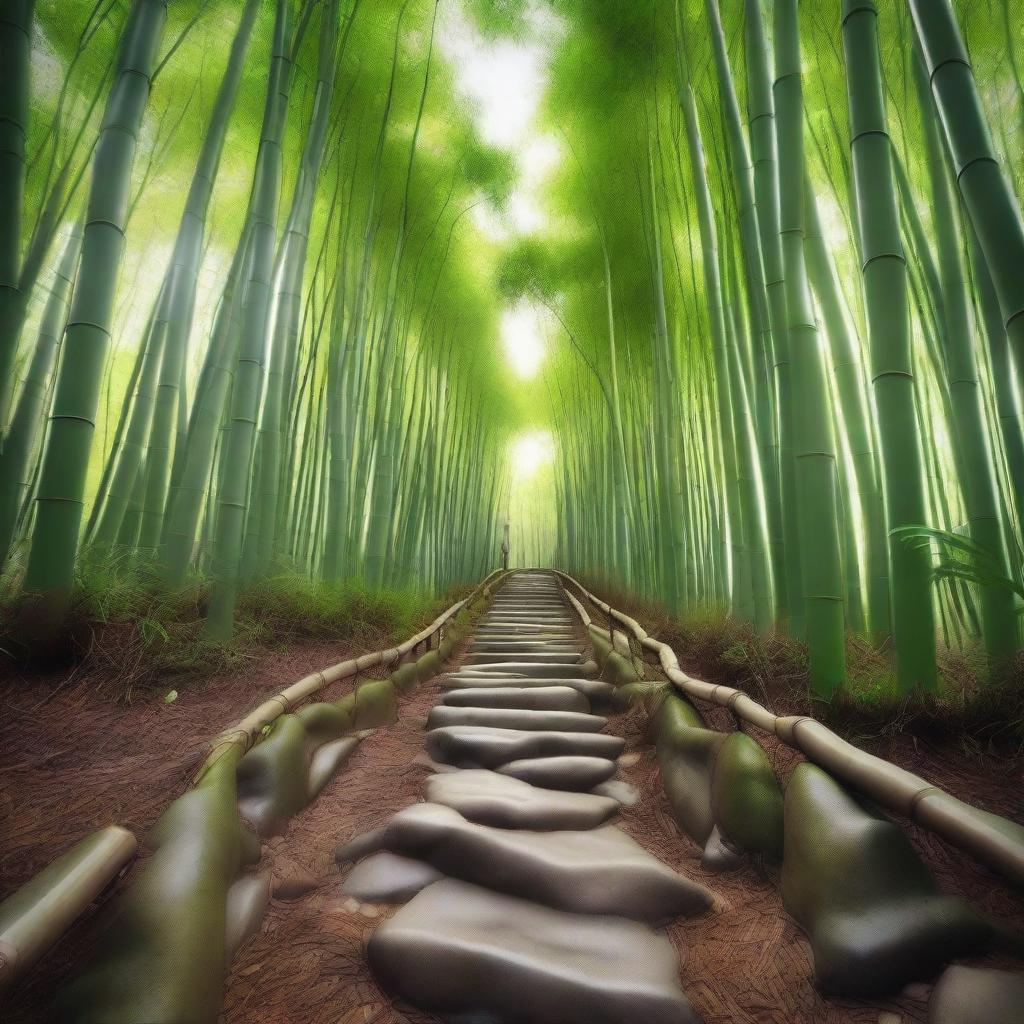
[336,570,711,1024]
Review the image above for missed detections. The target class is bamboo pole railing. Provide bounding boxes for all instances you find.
[555,569,1024,889]
[198,569,507,777]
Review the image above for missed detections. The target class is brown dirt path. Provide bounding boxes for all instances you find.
[216,681,1022,1024]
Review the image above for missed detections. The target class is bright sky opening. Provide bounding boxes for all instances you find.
[501,301,547,378]
[510,429,555,481]
[440,2,562,240]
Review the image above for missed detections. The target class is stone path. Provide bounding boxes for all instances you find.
[336,571,712,1024]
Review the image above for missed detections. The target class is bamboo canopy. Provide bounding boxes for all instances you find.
[0,0,1023,693]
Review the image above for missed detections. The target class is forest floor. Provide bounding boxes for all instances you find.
[2,588,1023,1023]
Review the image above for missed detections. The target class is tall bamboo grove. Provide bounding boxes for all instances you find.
[1,0,1023,697]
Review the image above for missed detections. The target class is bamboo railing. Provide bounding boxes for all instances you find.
[0,827,137,996]
[198,569,506,777]
[555,570,1024,890]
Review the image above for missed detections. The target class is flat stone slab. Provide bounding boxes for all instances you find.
[427,706,608,734]
[444,675,617,705]
[461,662,598,679]
[497,755,618,791]
[426,725,624,769]
[426,769,618,830]
[465,652,583,665]
[470,640,581,650]
[336,803,711,921]
[929,965,1024,1024]
[441,685,590,713]
[341,852,444,903]
[369,879,701,1024]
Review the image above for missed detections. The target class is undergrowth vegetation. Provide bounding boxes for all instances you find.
[0,563,464,702]
[580,575,1024,757]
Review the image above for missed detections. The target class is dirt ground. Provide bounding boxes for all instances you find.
[2,606,1023,1024]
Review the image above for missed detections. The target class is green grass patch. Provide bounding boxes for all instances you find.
[0,558,469,702]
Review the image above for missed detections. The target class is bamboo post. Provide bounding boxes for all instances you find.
[0,826,137,996]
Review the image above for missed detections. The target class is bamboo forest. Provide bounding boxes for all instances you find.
[2,1,1024,1023]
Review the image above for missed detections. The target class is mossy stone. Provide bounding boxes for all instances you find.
[354,679,398,728]
[652,692,704,736]
[235,714,310,836]
[390,661,419,695]
[654,696,723,846]
[590,631,612,665]
[710,732,783,861]
[296,701,352,744]
[603,650,641,686]
[416,649,443,680]
[781,763,991,996]
[609,680,668,714]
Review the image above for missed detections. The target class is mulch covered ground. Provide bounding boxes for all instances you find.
[0,638,398,1022]
[3,612,1023,1023]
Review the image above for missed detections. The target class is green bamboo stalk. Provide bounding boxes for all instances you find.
[970,221,1024,547]
[803,175,890,637]
[136,0,261,557]
[911,48,1019,664]
[158,225,251,584]
[90,288,168,548]
[22,0,167,619]
[0,0,35,429]
[252,0,349,577]
[206,0,291,639]
[909,0,1024,372]
[745,0,802,631]
[842,0,936,691]
[0,221,82,565]
[775,0,846,696]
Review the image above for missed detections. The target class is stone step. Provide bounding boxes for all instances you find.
[464,652,584,665]
[481,619,574,628]
[469,642,582,654]
[369,879,701,1024]
[442,685,590,713]
[458,661,598,679]
[337,803,712,921]
[426,725,624,768]
[427,706,608,734]
[443,676,617,706]
[497,755,618,792]
[425,770,618,830]
[477,623,575,633]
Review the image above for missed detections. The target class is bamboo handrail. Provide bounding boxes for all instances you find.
[198,569,506,776]
[555,570,1024,889]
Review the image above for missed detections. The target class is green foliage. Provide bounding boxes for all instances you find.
[894,525,1024,610]
[5,0,1024,688]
